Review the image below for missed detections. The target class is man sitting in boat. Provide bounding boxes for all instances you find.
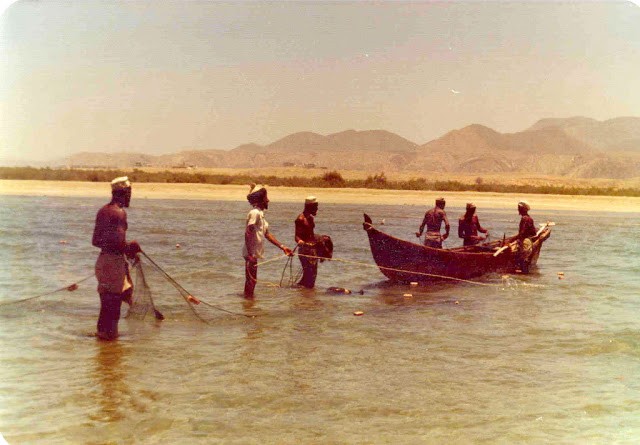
[458,202,489,246]
[415,197,450,249]
[516,200,536,272]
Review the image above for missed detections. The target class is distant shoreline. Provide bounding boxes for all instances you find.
[2,179,640,213]
[2,166,640,197]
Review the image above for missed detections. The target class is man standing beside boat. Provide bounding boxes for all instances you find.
[516,200,536,272]
[458,202,489,246]
[92,176,141,341]
[415,197,450,249]
[243,184,293,298]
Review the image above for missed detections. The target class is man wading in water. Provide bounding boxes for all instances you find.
[416,197,450,249]
[243,184,293,298]
[294,196,320,288]
[92,176,141,340]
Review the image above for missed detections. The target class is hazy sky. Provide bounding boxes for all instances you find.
[1,0,639,162]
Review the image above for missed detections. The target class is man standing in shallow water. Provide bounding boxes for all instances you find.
[92,176,141,340]
[416,197,450,249]
[243,184,293,298]
[294,196,320,288]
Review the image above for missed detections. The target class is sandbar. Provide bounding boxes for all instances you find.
[1,179,639,213]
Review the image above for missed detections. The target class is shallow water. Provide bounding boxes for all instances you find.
[1,195,639,444]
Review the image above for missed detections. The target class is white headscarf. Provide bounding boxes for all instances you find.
[110,176,131,191]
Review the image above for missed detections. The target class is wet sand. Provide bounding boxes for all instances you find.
[1,179,639,212]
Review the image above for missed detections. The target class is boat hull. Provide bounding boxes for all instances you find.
[363,214,550,282]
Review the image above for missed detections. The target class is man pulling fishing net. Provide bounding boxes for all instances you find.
[243,184,293,299]
[92,176,141,340]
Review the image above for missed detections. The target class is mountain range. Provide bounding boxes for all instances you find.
[61,116,640,179]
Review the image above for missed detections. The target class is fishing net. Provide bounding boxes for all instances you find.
[0,253,253,325]
[125,254,210,322]
[127,253,254,323]
[125,258,164,321]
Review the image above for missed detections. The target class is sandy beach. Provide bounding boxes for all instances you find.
[1,179,640,213]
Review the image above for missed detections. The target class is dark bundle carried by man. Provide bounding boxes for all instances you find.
[314,234,333,262]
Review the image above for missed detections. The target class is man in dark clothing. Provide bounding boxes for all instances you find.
[516,200,536,272]
[295,196,320,288]
[458,202,489,246]
[518,200,536,240]
[416,197,450,249]
[92,176,141,340]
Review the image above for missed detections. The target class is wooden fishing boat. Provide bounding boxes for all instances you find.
[363,213,552,282]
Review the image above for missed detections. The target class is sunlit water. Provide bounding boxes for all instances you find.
[1,195,639,444]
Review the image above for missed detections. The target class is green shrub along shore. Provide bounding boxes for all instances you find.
[2,167,639,197]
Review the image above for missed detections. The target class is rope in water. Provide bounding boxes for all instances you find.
[0,274,95,306]
[293,252,503,287]
[251,251,504,288]
[1,249,503,309]
[140,251,254,319]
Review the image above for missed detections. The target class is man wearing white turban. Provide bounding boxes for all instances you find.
[92,176,141,340]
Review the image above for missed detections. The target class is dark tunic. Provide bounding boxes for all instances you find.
[516,213,536,272]
[295,213,315,243]
[518,214,536,240]
[295,213,318,288]
[458,214,488,246]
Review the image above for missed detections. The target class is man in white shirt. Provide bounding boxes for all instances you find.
[243,184,293,298]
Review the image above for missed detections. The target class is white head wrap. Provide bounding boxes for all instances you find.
[111,176,131,191]
[305,196,317,204]
[248,184,266,195]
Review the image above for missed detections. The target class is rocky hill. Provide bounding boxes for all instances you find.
[527,116,640,152]
[60,117,640,179]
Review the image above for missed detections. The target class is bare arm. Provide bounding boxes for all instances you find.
[442,212,450,239]
[476,216,488,234]
[265,231,293,256]
[294,215,305,244]
[416,213,428,237]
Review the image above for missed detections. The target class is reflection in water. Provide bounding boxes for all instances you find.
[241,298,256,313]
[92,341,129,422]
[291,291,324,312]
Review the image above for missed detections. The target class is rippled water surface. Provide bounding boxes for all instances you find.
[1,195,640,444]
